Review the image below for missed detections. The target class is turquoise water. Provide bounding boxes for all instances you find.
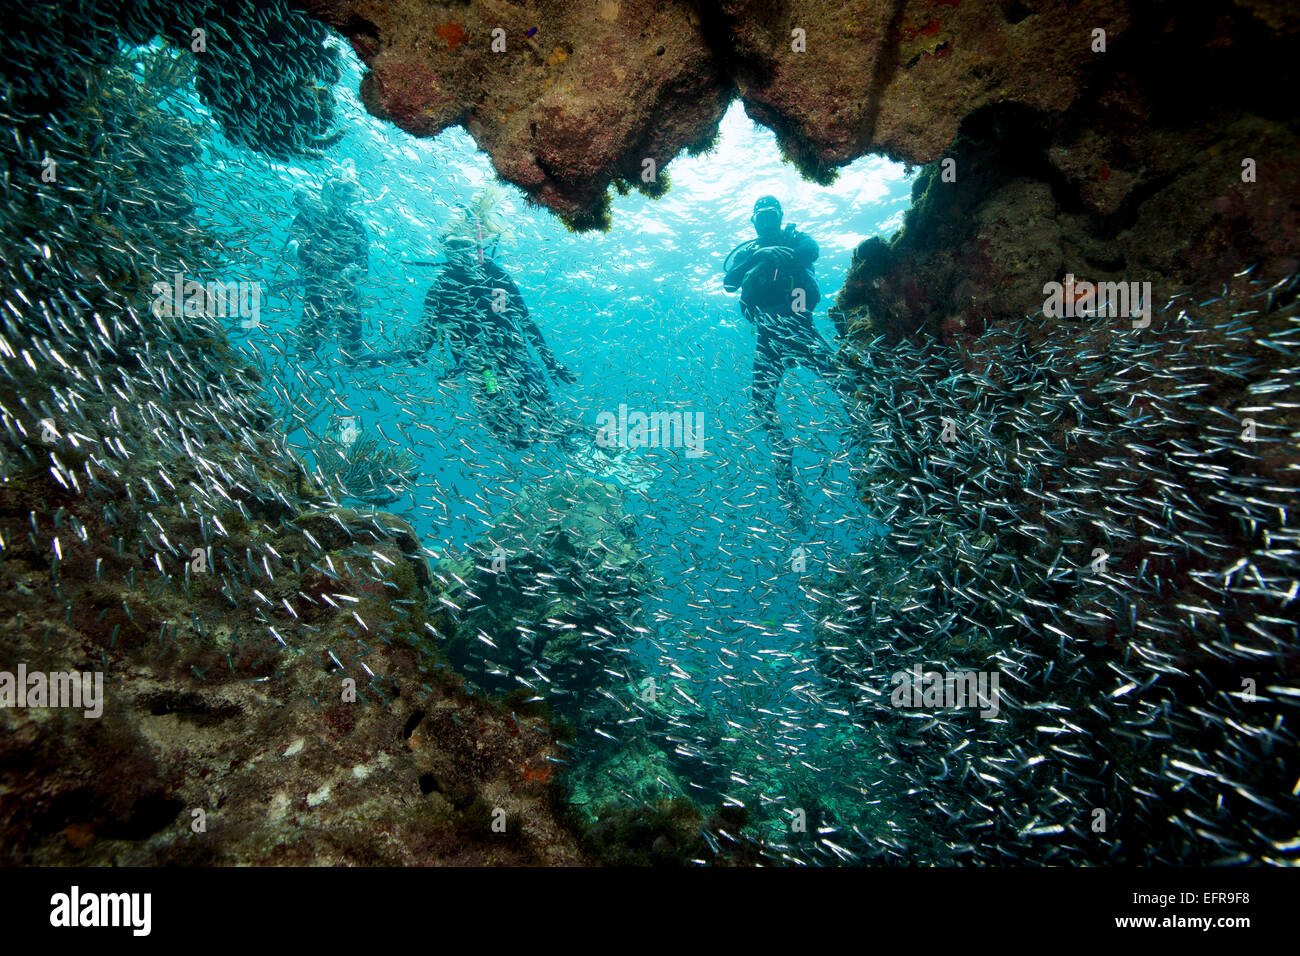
[154,37,914,846]
[178,42,911,627]
[8,3,1298,873]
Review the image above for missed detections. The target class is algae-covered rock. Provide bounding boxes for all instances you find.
[306,0,1135,226]
[836,6,1300,344]
[0,47,588,867]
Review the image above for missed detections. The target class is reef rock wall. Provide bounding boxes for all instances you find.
[835,2,1300,342]
[807,3,1300,865]
[303,0,1134,226]
[0,43,587,866]
[307,0,732,229]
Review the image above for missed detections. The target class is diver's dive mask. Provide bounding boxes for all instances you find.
[751,207,782,237]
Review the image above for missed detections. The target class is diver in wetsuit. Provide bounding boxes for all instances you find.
[400,235,578,449]
[292,176,368,359]
[723,195,854,529]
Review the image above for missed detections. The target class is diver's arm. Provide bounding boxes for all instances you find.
[400,284,446,361]
[789,230,819,269]
[494,268,576,383]
[758,231,818,270]
[521,313,577,384]
[723,244,758,292]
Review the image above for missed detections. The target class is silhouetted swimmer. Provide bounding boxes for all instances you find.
[372,223,578,450]
[290,174,368,360]
[723,195,855,530]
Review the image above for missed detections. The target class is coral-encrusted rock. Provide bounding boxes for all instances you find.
[835,0,1300,344]
[713,0,1129,178]
[0,386,588,864]
[838,107,1300,344]
[308,0,1133,221]
[0,589,586,864]
[0,437,587,864]
[309,0,1131,219]
[310,0,729,229]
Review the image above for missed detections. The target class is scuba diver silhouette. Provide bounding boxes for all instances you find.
[378,190,578,450]
[723,195,855,530]
[290,173,368,359]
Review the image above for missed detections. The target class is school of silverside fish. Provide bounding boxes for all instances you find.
[812,289,1300,864]
[0,0,1297,866]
